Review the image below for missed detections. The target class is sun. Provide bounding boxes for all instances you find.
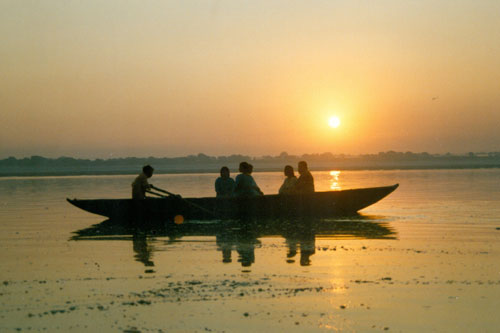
[328,116,341,128]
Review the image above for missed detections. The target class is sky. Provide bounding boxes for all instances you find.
[1,0,499,158]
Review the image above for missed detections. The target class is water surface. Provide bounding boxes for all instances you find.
[1,169,499,332]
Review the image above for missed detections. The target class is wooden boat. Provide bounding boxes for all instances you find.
[67,184,398,221]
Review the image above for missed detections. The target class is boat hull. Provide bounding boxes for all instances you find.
[67,184,399,221]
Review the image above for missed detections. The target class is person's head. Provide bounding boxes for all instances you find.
[143,165,154,178]
[298,161,308,175]
[239,162,249,174]
[284,165,294,178]
[248,164,254,174]
[220,166,230,178]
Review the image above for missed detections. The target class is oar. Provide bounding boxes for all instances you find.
[150,185,181,198]
[150,185,215,216]
[146,190,167,198]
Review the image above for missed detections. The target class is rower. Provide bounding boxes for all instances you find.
[132,165,154,199]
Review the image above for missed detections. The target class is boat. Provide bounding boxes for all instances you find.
[67,184,399,222]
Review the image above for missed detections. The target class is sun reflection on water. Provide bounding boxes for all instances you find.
[329,170,341,190]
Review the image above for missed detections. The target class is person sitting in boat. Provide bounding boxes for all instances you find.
[247,163,264,195]
[215,166,235,197]
[295,161,315,193]
[279,165,298,194]
[234,162,263,197]
[131,165,154,199]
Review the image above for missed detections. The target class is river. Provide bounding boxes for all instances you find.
[1,169,499,332]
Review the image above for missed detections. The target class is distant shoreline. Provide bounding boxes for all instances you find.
[1,152,499,177]
[1,164,499,178]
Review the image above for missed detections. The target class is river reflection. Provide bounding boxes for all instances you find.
[132,233,155,267]
[71,217,396,268]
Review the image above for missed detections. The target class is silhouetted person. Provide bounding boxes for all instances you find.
[295,161,315,193]
[248,163,264,194]
[131,165,154,224]
[215,166,235,197]
[132,165,154,199]
[234,162,263,197]
[279,165,298,194]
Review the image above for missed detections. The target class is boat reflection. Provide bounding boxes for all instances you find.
[71,216,397,268]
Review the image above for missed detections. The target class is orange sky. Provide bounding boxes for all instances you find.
[1,1,499,158]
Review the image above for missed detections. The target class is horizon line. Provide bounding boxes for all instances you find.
[2,150,500,161]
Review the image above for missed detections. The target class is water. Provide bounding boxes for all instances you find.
[1,169,500,332]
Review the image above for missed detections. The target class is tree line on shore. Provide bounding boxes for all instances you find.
[1,151,500,169]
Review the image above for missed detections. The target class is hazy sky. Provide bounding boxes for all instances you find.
[1,0,499,158]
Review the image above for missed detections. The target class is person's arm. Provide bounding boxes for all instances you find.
[229,178,236,194]
[141,177,151,195]
[215,178,221,195]
[232,175,241,195]
[279,182,285,194]
[251,177,264,195]
[255,186,264,195]
[279,179,287,194]
[308,173,315,192]
[294,176,303,192]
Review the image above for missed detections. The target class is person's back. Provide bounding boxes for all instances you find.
[234,162,263,197]
[132,165,154,199]
[215,166,235,197]
[295,161,314,194]
[234,173,260,196]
